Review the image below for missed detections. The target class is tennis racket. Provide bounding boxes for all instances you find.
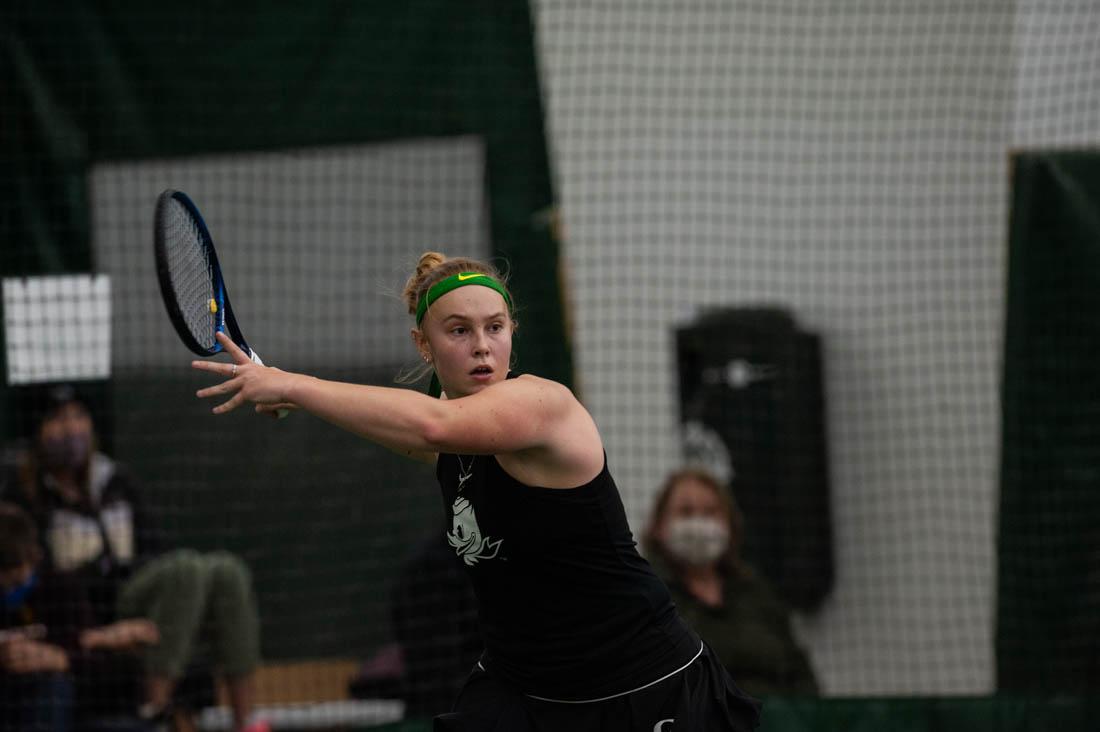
[154,189,287,417]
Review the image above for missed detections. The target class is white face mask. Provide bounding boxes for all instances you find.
[663,516,729,566]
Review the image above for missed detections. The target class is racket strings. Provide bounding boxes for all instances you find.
[163,200,219,349]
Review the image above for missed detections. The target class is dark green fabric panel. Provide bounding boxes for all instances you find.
[0,5,93,275]
[999,151,1100,692]
[0,0,569,384]
[757,696,1100,732]
[2,0,538,154]
[109,368,441,660]
[373,696,1100,732]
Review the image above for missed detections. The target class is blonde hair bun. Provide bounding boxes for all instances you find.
[415,251,447,275]
[403,251,448,314]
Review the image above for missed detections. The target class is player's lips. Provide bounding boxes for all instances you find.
[469,365,494,380]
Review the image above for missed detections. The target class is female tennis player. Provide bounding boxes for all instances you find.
[193,252,761,731]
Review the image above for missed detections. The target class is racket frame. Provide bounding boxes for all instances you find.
[153,189,254,359]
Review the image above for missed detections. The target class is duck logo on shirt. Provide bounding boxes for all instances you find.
[447,495,502,565]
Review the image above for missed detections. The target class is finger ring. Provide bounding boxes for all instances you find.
[231,364,238,377]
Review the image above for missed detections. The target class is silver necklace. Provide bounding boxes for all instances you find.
[457,454,475,491]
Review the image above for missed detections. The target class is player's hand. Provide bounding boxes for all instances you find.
[192,332,301,415]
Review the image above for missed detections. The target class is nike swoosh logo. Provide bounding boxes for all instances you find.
[653,720,675,732]
[457,273,486,281]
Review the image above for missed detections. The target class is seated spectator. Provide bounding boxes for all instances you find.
[644,468,819,697]
[1,501,159,732]
[1,384,269,732]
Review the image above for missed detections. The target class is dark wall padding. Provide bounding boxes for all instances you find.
[676,307,833,612]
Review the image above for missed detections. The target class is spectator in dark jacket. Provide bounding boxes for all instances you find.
[2,384,268,732]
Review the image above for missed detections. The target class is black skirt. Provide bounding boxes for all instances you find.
[434,643,761,732]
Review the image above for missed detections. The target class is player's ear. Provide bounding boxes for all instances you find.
[410,328,431,362]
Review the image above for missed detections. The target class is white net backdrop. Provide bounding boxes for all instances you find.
[534,0,1100,695]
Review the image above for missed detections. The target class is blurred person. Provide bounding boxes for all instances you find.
[0,384,269,732]
[351,533,481,716]
[189,251,762,731]
[644,468,818,697]
[389,534,482,717]
[1,501,161,732]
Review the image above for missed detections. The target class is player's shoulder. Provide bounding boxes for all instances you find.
[502,374,577,402]
[482,374,580,418]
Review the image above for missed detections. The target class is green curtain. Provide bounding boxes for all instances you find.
[0,0,570,386]
[376,696,1100,732]
[999,151,1100,692]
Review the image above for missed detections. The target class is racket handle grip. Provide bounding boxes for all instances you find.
[247,348,290,419]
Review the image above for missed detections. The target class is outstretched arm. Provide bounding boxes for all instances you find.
[193,332,588,466]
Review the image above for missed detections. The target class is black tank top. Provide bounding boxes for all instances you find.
[436,450,700,700]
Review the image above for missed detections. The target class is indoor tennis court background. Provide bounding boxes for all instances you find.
[3,1,1099,729]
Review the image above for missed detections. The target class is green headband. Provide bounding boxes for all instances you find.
[415,272,513,326]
